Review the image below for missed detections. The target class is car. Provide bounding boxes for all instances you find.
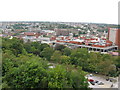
[94,80,99,83]
[88,79,94,82]
[90,81,95,85]
[106,78,109,81]
[111,84,114,87]
[110,79,112,82]
[89,74,93,77]
[97,82,104,85]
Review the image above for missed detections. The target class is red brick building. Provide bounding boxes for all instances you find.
[108,28,120,49]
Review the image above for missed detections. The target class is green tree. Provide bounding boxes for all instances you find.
[47,65,89,88]
[24,42,50,55]
[97,60,116,76]
[55,44,66,51]
[2,37,90,89]
[24,43,32,53]
[115,56,120,68]
[70,48,90,69]
[51,51,62,63]
[87,52,101,73]
[2,50,15,76]
[62,47,71,56]
[39,43,50,51]
[3,56,48,88]
[69,66,88,88]
[60,55,71,64]
[10,42,23,56]
[41,47,54,60]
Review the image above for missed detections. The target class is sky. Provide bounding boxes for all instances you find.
[0,0,119,24]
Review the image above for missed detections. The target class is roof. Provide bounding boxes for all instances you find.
[42,30,55,33]
[72,39,84,42]
[24,32,36,36]
[91,40,98,43]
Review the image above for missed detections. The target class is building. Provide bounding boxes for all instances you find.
[54,29,70,36]
[24,32,36,39]
[22,32,38,42]
[108,27,120,50]
[108,28,118,45]
[118,28,120,50]
[55,36,118,53]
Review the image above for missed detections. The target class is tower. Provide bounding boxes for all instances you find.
[108,28,119,46]
[118,28,120,50]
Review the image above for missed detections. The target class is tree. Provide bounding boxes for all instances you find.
[2,50,15,76]
[60,55,71,64]
[2,38,12,51]
[62,47,71,56]
[2,38,24,56]
[24,43,33,53]
[70,48,90,68]
[97,60,116,76]
[3,56,48,88]
[51,51,62,63]
[47,65,89,88]
[2,37,90,89]
[78,31,83,35]
[10,43,23,56]
[87,52,101,73]
[24,42,50,56]
[3,55,89,89]
[115,56,120,68]
[73,33,78,37]
[39,43,50,51]
[69,66,88,88]
[41,47,54,60]
[47,65,68,88]
[55,44,66,51]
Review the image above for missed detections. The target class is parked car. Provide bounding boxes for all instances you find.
[110,79,112,82]
[88,79,94,82]
[106,78,113,82]
[89,74,93,77]
[106,78,109,81]
[97,82,104,85]
[90,81,95,85]
[94,80,99,83]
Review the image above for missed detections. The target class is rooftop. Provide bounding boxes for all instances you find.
[24,32,36,36]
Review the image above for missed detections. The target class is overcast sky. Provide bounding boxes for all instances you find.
[0,0,119,24]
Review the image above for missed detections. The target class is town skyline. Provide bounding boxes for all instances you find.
[1,21,120,89]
